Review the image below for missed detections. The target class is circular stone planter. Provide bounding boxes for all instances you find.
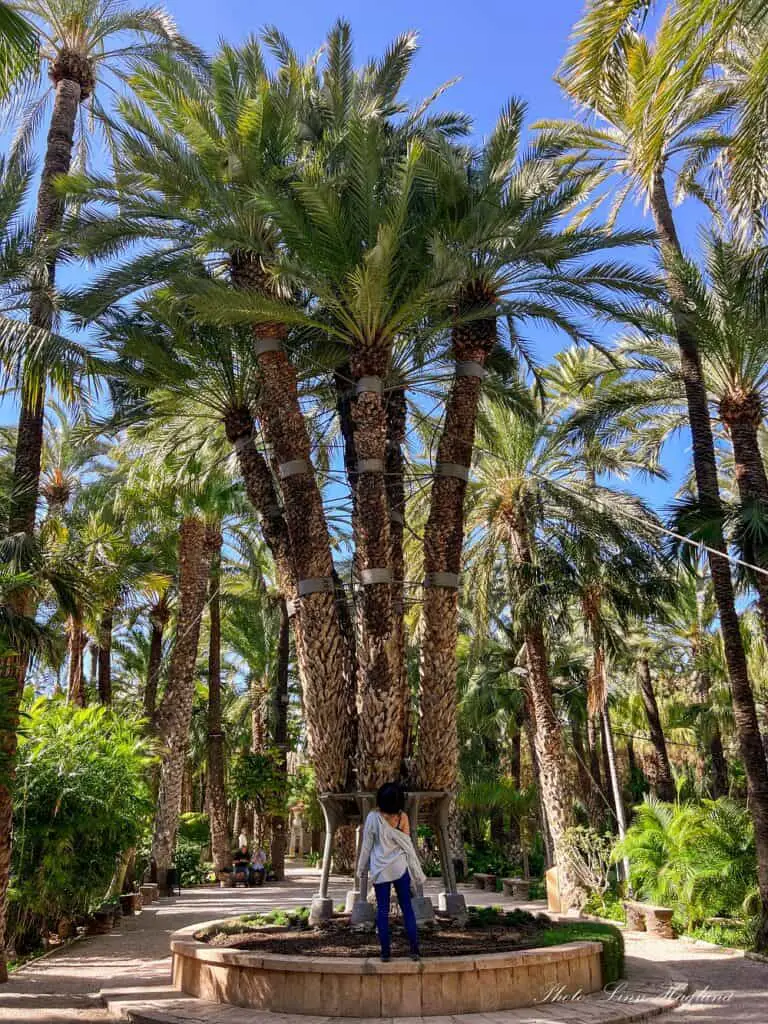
[170,921,603,1017]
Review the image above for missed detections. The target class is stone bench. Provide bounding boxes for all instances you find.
[624,900,675,939]
[473,872,497,891]
[140,883,159,906]
[502,877,531,900]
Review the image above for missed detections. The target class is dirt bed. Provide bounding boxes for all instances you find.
[203,915,552,958]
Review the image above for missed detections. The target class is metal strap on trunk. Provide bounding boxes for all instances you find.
[360,568,392,585]
[254,337,283,357]
[423,572,461,589]
[233,434,253,453]
[456,360,487,379]
[356,458,385,473]
[278,459,310,480]
[297,577,336,597]
[436,462,469,481]
[355,376,383,395]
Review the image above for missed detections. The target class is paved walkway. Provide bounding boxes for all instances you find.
[1,867,766,1023]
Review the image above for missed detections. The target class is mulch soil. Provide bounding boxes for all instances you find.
[203,915,551,958]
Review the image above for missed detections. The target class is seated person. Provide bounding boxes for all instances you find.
[232,842,252,884]
[251,847,267,884]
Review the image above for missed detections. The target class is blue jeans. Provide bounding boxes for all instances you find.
[373,869,419,959]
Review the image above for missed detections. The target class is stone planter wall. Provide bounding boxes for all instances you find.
[170,922,603,1017]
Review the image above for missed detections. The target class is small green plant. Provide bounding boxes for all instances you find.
[583,891,626,923]
[541,922,624,984]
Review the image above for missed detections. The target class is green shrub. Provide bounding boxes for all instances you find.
[10,701,154,951]
[614,796,756,927]
[178,812,210,844]
[541,922,624,984]
[583,891,626,923]
[174,837,208,887]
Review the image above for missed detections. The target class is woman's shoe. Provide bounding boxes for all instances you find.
[380,955,391,963]
[410,952,421,961]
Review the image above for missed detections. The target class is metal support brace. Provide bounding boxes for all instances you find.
[423,572,461,589]
[356,458,385,473]
[359,568,392,585]
[436,462,469,481]
[278,459,310,480]
[298,577,335,597]
[389,510,404,524]
[455,360,487,379]
[233,434,253,452]
[355,376,383,395]
[254,337,283,357]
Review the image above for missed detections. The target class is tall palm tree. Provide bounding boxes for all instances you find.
[415,100,660,795]
[543,6,768,943]
[6,0,184,545]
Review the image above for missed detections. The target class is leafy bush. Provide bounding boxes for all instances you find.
[541,922,624,984]
[614,796,756,928]
[10,701,154,951]
[178,812,210,844]
[583,891,626,923]
[685,918,757,950]
[175,836,208,887]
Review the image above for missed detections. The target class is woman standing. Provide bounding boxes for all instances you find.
[357,783,425,962]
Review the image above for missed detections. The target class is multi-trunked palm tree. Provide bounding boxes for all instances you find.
[67,29,660,912]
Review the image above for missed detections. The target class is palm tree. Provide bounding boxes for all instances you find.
[415,100,660,794]
[205,523,228,874]
[6,0,184,545]
[544,5,768,943]
[0,4,37,98]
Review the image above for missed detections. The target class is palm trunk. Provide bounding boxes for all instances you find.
[9,74,83,540]
[206,532,230,874]
[97,609,113,705]
[0,72,88,980]
[385,384,410,764]
[651,170,768,946]
[509,515,584,907]
[151,516,215,892]
[66,615,86,707]
[269,598,290,881]
[418,310,496,791]
[144,597,168,719]
[721,399,768,648]
[637,658,675,801]
[227,284,351,792]
[348,350,399,788]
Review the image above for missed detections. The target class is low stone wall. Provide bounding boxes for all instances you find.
[170,922,603,1017]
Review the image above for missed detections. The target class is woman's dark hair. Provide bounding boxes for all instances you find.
[377,782,405,814]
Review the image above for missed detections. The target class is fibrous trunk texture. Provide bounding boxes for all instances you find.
[509,514,584,907]
[97,609,113,705]
[721,399,768,648]
[144,597,169,719]
[67,615,87,707]
[206,534,230,874]
[244,313,351,793]
[269,599,291,880]
[349,350,399,789]
[651,170,768,947]
[151,517,215,889]
[417,311,496,790]
[638,658,675,802]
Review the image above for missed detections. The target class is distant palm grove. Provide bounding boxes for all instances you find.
[3,0,768,978]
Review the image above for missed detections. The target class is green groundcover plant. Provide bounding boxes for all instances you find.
[9,700,155,952]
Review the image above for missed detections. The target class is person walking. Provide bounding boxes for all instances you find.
[356,782,425,962]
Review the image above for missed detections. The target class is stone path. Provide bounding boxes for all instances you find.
[0,868,765,1023]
